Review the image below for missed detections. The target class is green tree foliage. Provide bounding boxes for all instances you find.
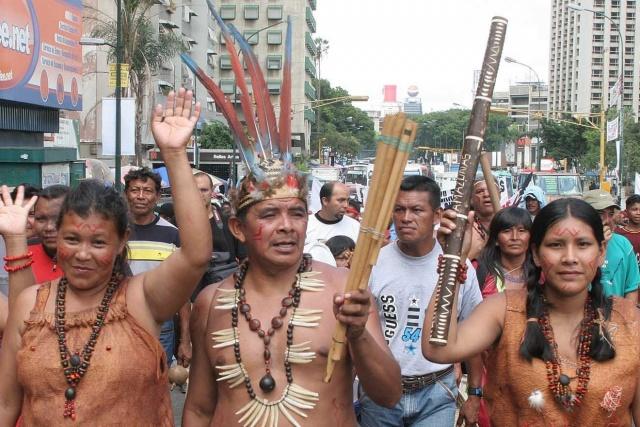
[312,79,375,158]
[89,0,185,165]
[539,118,589,169]
[412,109,519,157]
[199,121,234,149]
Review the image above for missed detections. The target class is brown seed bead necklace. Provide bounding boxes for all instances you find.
[540,296,594,410]
[233,258,306,393]
[54,272,120,420]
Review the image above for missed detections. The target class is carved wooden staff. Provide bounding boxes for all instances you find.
[429,16,508,346]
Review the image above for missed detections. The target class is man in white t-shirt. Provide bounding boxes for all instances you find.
[305,182,360,264]
[360,175,483,427]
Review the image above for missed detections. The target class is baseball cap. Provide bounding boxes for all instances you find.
[583,190,620,211]
[525,194,538,201]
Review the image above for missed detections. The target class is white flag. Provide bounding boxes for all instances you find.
[607,118,619,142]
[609,77,621,108]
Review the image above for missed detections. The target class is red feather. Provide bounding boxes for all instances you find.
[229,24,281,154]
[278,17,293,157]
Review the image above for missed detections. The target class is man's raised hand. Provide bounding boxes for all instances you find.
[151,88,201,152]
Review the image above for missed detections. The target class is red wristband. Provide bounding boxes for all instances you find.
[3,251,33,262]
[4,258,34,273]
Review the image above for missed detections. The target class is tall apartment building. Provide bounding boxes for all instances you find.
[549,0,640,116]
[492,82,549,132]
[209,0,318,154]
[81,0,316,176]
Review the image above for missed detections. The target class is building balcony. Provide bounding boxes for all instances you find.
[305,56,317,77]
[305,32,316,56]
[304,81,316,100]
[306,7,316,33]
[304,108,316,123]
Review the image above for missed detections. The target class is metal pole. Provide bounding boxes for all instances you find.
[115,0,122,191]
[600,109,606,186]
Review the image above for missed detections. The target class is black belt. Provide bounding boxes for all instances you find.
[401,366,454,394]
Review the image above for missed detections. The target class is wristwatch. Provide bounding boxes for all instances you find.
[467,387,483,398]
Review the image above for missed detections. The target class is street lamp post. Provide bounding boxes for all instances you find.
[505,56,543,171]
[568,3,624,200]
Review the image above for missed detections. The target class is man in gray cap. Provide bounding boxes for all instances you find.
[583,189,639,300]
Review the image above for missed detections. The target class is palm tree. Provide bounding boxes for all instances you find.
[88,0,184,165]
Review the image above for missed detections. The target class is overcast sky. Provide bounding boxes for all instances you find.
[314,0,551,112]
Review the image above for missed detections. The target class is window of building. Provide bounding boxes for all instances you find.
[220,79,235,95]
[610,57,619,66]
[627,23,635,31]
[267,80,281,95]
[593,57,603,65]
[594,0,604,6]
[267,5,283,20]
[593,69,603,77]
[244,5,259,20]
[591,92,602,100]
[266,55,282,70]
[219,5,236,20]
[611,11,620,19]
[593,34,604,42]
[267,31,282,45]
[594,22,604,31]
[625,70,633,78]
[624,93,632,101]
[625,58,634,66]
[624,81,633,89]
[628,0,636,7]
[243,31,259,44]
[593,45,604,54]
[612,0,620,7]
[625,46,634,55]
[219,55,232,70]
[592,81,602,89]
[610,46,619,55]
[611,35,620,43]
[627,12,635,20]
[626,35,635,44]
[610,69,619,77]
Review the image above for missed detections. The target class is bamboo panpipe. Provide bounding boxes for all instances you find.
[480,152,502,213]
[429,17,508,346]
[324,114,417,382]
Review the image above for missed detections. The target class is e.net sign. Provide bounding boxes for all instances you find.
[0,0,82,110]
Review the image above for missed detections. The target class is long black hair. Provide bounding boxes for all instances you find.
[57,180,130,275]
[477,207,534,287]
[519,198,615,362]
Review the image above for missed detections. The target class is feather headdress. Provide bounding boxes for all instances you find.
[181,2,305,213]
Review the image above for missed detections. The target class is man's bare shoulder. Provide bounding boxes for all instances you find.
[309,260,348,294]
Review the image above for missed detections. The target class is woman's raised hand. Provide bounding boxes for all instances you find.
[0,186,37,238]
[151,88,201,152]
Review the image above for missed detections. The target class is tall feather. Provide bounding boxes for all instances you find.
[180,53,262,178]
[206,0,263,157]
[278,17,293,163]
[228,24,281,156]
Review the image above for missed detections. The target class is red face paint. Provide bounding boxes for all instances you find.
[252,225,263,241]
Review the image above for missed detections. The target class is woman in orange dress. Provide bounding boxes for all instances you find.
[426,198,640,426]
[0,89,211,425]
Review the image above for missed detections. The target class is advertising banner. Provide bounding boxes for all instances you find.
[0,0,82,110]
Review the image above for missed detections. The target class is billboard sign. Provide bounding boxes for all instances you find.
[0,0,82,110]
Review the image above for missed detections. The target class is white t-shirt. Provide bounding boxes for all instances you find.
[369,240,482,376]
[305,213,360,247]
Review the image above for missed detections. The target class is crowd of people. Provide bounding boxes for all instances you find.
[1,88,640,426]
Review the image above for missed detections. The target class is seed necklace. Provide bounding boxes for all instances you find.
[212,255,326,426]
[539,296,594,411]
[54,271,120,420]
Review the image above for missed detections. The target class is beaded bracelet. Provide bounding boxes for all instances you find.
[437,254,469,283]
[3,251,33,262]
[4,258,34,273]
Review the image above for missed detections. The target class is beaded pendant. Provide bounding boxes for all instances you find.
[212,260,324,426]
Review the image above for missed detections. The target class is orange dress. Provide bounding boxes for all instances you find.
[485,289,640,426]
[16,280,173,426]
